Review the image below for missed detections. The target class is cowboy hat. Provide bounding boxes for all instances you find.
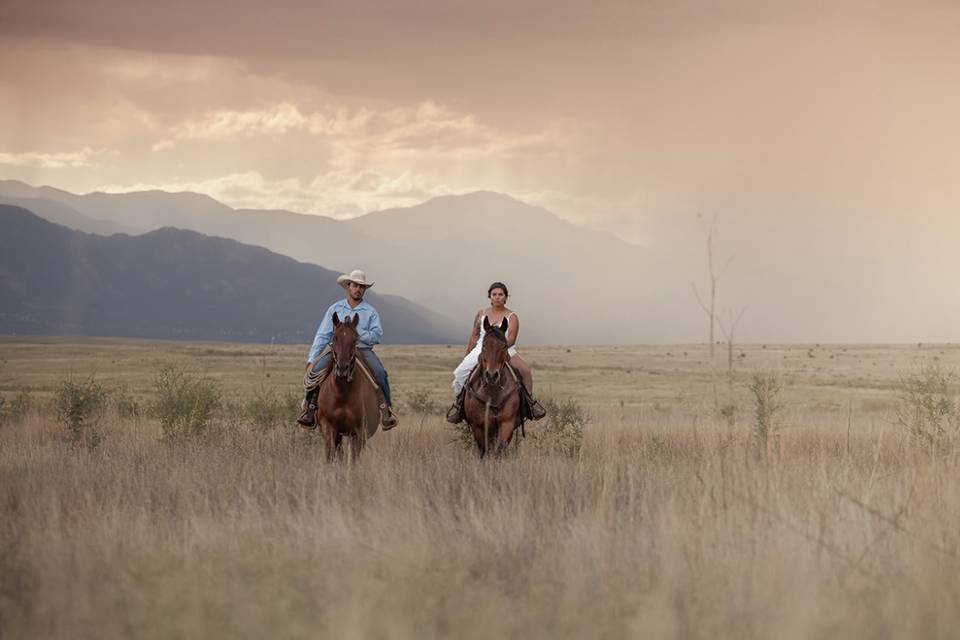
[337,269,375,289]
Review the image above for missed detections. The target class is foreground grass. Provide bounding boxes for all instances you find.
[3,339,960,638]
[2,407,960,639]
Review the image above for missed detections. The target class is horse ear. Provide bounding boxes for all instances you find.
[351,314,360,327]
[499,318,508,332]
[483,316,491,332]
[332,312,340,326]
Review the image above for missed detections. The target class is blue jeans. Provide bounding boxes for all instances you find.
[309,347,392,406]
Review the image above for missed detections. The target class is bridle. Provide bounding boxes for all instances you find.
[331,331,358,382]
[468,333,512,412]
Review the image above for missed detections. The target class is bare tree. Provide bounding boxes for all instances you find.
[692,214,732,362]
[718,306,748,378]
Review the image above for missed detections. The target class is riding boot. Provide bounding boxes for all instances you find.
[297,387,319,427]
[446,387,467,424]
[520,383,547,421]
[380,403,398,430]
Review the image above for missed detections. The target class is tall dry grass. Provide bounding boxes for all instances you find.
[3,399,960,639]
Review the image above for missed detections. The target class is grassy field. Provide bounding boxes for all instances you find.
[2,338,960,638]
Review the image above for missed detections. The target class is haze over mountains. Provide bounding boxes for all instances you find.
[0,180,660,343]
[3,179,960,344]
[0,205,459,344]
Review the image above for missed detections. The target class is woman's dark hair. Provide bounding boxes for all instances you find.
[487,282,509,298]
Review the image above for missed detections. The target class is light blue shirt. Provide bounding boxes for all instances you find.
[307,299,383,362]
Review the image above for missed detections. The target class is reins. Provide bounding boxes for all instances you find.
[466,362,517,414]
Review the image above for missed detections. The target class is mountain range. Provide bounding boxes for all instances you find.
[7,178,951,344]
[0,205,460,344]
[0,180,664,344]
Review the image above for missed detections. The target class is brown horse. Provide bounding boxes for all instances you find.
[463,316,522,456]
[313,312,381,462]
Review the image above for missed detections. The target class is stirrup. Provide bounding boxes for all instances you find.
[446,401,463,424]
[528,397,546,421]
[446,387,467,424]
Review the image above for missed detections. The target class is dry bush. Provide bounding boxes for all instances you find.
[55,376,107,448]
[112,385,143,420]
[449,417,476,450]
[528,396,588,457]
[0,388,33,427]
[895,361,960,452]
[153,365,221,442]
[405,387,439,416]
[244,386,299,431]
[747,371,782,446]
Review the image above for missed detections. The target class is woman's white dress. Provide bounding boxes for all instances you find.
[452,312,518,394]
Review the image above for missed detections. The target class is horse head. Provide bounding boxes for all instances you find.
[479,316,510,387]
[331,312,360,381]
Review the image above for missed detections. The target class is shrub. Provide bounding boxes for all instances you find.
[406,388,438,416]
[530,396,588,458]
[719,401,739,427]
[0,389,33,427]
[747,372,782,446]
[56,376,107,448]
[153,365,221,442]
[244,387,299,431]
[113,385,143,420]
[896,361,960,451]
[450,421,476,450]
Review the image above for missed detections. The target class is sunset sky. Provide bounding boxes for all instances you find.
[2,0,960,245]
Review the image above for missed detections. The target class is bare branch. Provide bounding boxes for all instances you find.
[691,282,711,316]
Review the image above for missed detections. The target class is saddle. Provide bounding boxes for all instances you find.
[303,350,381,393]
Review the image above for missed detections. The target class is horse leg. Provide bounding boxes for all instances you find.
[471,424,485,457]
[468,422,487,458]
[320,422,338,463]
[349,430,366,462]
[495,419,516,456]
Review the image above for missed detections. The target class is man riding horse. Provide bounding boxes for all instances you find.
[297,269,398,429]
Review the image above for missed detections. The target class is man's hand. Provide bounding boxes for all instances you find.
[305,361,312,373]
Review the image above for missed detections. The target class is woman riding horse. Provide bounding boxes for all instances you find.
[461,316,523,455]
[446,281,546,424]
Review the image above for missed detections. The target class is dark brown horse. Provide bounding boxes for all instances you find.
[463,316,522,456]
[314,312,381,461]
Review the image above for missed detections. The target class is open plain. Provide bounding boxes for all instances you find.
[2,338,960,638]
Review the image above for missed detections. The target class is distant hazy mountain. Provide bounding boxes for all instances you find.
[343,191,658,343]
[0,205,459,344]
[0,179,390,272]
[0,181,661,343]
[6,180,958,344]
[0,195,128,235]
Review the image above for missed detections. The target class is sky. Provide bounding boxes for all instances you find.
[2,0,960,246]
